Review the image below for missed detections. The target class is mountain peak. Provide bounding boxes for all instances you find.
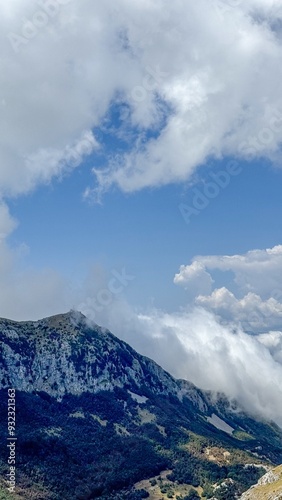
[1,311,282,500]
[0,309,87,328]
[0,311,183,400]
[40,310,87,327]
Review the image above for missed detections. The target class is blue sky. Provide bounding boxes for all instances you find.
[2,0,282,424]
[8,152,282,313]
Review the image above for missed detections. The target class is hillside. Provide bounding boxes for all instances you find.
[0,311,282,499]
[240,464,282,499]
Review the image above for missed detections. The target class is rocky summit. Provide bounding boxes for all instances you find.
[0,311,282,500]
[0,310,204,403]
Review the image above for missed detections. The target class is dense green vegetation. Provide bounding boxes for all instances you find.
[0,387,280,499]
[168,452,264,497]
[0,390,169,499]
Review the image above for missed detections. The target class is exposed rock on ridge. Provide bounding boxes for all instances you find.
[0,311,207,409]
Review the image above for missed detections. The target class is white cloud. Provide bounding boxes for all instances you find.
[258,330,282,364]
[175,245,282,299]
[196,287,282,332]
[0,0,282,199]
[174,245,282,332]
[197,245,282,299]
[174,261,214,299]
[0,0,136,196]
[89,0,282,195]
[82,301,282,426]
[0,201,17,240]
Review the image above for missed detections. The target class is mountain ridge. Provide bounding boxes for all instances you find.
[0,310,281,441]
[0,311,282,499]
[0,310,212,409]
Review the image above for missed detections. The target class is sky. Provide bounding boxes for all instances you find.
[1,0,282,425]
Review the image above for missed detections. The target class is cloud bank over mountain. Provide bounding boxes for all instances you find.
[81,297,282,427]
[76,243,282,426]
[1,1,282,427]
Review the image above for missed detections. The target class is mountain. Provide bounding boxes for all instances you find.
[0,311,282,500]
[0,310,200,400]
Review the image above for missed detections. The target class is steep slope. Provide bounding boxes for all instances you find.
[0,311,198,400]
[0,311,281,499]
[240,464,282,499]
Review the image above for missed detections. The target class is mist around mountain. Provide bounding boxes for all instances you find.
[0,311,282,500]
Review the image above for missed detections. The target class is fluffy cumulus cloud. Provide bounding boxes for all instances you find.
[174,245,282,332]
[87,0,282,195]
[174,261,214,298]
[196,288,282,332]
[0,0,282,199]
[193,245,282,299]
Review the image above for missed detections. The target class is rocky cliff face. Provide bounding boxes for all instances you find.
[0,310,208,409]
